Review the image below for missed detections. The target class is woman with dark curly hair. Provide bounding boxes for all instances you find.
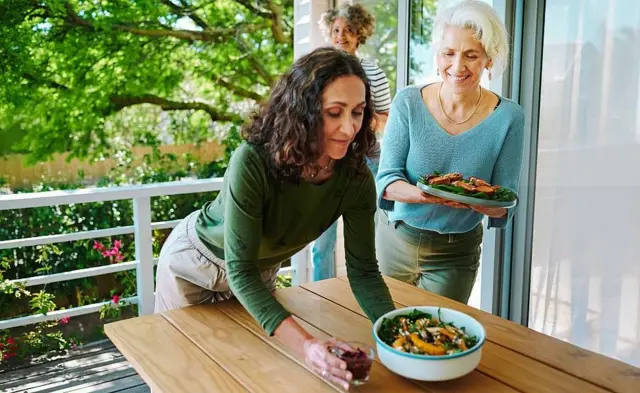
[154,47,395,389]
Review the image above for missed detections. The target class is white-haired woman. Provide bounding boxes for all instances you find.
[375,0,525,304]
[311,3,392,281]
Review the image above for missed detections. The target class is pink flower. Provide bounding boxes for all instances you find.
[115,254,124,262]
[93,240,105,251]
[4,351,16,359]
[113,240,122,250]
[59,316,70,325]
[112,295,120,304]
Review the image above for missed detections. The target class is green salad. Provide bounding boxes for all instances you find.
[378,309,479,356]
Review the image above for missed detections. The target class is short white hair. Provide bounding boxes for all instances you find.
[433,0,510,75]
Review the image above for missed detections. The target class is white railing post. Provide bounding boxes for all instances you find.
[133,197,155,315]
[293,0,331,61]
[291,245,310,286]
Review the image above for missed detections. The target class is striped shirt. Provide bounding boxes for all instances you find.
[361,58,392,114]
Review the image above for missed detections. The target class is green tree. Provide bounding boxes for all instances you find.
[356,0,436,96]
[357,0,399,95]
[0,0,293,164]
[409,0,438,80]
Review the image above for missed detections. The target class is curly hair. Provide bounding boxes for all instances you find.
[242,47,376,183]
[318,3,376,45]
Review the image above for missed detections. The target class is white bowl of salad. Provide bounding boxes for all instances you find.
[372,306,486,381]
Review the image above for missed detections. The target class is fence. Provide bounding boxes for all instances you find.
[0,178,310,330]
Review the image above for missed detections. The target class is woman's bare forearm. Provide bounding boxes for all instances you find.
[273,315,314,357]
[383,180,428,204]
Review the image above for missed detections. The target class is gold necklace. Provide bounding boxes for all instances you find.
[438,83,483,125]
[309,159,334,178]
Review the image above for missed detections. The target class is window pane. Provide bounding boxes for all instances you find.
[529,0,640,367]
[409,0,494,85]
[355,0,399,94]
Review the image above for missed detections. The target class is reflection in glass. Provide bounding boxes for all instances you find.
[407,0,495,310]
[356,1,399,94]
[530,0,640,367]
[409,0,438,85]
[408,0,493,85]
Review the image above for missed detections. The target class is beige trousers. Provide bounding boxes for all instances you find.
[154,211,281,313]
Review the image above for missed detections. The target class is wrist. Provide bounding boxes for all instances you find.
[302,337,316,352]
[274,316,314,358]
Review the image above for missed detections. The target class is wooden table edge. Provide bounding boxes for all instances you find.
[104,314,249,393]
[335,275,639,393]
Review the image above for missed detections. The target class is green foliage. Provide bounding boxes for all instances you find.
[0,0,295,364]
[410,0,438,75]
[357,0,400,94]
[357,0,436,94]
[0,0,293,163]
[0,256,78,363]
[276,275,292,289]
[0,128,255,362]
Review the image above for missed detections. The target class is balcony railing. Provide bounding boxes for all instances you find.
[0,178,310,330]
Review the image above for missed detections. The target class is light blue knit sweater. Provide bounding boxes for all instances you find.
[376,85,525,234]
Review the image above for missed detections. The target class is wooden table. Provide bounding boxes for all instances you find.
[105,277,640,393]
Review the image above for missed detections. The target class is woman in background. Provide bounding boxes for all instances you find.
[311,3,392,281]
[376,0,525,304]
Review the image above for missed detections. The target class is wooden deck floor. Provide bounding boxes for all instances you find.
[0,340,149,393]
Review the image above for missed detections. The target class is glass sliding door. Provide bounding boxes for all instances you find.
[332,0,400,94]
[526,0,640,367]
[354,0,399,95]
[408,0,496,85]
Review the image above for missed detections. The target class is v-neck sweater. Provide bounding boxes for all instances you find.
[376,85,525,233]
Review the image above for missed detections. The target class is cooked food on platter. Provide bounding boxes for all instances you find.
[417,171,518,208]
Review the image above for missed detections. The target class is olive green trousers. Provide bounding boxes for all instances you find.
[375,210,482,304]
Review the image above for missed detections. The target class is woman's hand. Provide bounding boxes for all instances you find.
[469,205,507,218]
[421,193,469,209]
[303,338,353,390]
[384,181,469,208]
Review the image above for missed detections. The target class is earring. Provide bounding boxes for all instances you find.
[488,70,492,81]
[436,68,440,76]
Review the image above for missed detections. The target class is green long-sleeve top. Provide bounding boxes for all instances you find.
[195,142,395,335]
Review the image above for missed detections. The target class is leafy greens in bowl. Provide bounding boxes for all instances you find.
[373,306,486,381]
[378,308,479,356]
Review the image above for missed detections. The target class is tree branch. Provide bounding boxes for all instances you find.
[235,36,274,85]
[109,95,241,122]
[233,0,291,44]
[234,0,272,18]
[160,0,210,31]
[264,0,289,44]
[213,74,264,101]
[62,2,256,42]
[22,73,70,90]
[58,2,276,84]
